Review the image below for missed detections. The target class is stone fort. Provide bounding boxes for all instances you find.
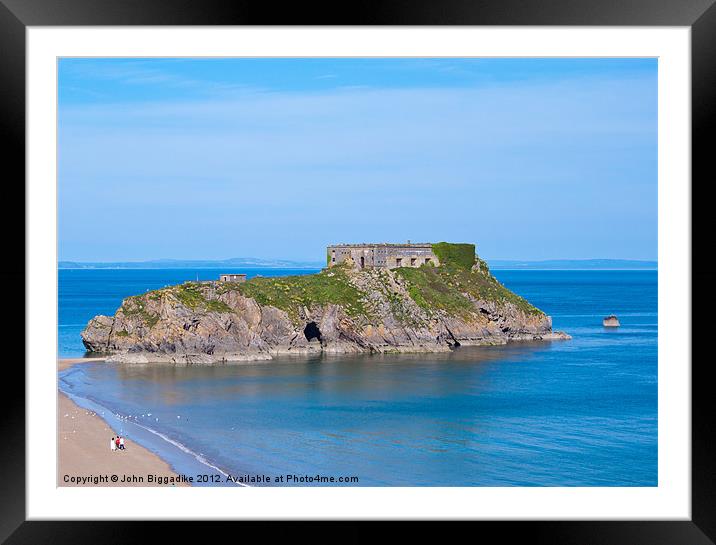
[327,243,440,269]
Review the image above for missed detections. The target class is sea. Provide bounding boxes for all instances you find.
[58,268,657,486]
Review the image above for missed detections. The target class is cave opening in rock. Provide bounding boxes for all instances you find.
[304,321,322,342]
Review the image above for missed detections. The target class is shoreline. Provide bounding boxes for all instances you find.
[96,332,572,365]
[57,357,105,371]
[58,358,190,487]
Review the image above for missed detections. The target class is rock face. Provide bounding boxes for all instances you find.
[81,255,570,364]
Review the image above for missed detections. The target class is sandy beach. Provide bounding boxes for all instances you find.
[57,357,105,372]
[58,359,189,486]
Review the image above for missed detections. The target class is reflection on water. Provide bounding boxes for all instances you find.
[108,344,551,408]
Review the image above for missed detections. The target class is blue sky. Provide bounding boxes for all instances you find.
[58,58,657,262]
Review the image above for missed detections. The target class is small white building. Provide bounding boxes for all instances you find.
[219,273,247,283]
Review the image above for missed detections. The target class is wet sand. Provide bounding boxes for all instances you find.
[58,359,189,486]
[57,357,105,371]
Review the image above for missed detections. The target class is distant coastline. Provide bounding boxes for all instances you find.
[58,258,324,270]
[488,259,657,270]
[59,257,657,271]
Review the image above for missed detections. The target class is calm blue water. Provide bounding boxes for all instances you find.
[58,268,657,486]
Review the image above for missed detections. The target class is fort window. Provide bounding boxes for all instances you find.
[424,258,431,265]
[396,258,402,266]
[360,256,365,268]
[410,258,416,266]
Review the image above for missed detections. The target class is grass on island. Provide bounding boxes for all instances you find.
[171,283,233,313]
[119,296,160,327]
[368,268,429,327]
[392,242,541,316]
[121,283,232,328]
[221,264,371,323]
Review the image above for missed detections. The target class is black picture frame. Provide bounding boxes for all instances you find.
[2,0,713,542]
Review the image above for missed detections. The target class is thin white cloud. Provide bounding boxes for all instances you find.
[60,60,258,97]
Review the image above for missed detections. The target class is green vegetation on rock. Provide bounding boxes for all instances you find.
[395,267,474,317]
[119,296,160,327]
[395,262,542,317]
[370,269,429,327]
[233,264,370,323]
[205,299,233,313]
[173,283,207,309]
[127,282,234,322]
[431,242,476,269]
[166,283,233,313]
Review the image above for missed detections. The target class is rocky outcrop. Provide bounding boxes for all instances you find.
[82,261,570,364]
[603,315,620,327]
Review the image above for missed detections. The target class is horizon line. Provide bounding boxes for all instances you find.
[58,256,658,264]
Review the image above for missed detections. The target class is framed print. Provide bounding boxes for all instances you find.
[3,0,715,542]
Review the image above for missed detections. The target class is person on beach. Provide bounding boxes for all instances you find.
[115,436,121,450]
[119,436,125,450]
[110,437,116,452]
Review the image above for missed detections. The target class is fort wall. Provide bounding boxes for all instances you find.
[327,243,440,269]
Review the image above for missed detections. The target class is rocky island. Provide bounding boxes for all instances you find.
[81,243,570,363]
